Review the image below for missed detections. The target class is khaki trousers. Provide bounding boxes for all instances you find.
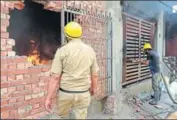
[56,90,91,119]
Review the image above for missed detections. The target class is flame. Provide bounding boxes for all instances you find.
[27,40,48,65]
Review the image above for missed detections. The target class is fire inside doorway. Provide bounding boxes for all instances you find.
[8,0,74,65]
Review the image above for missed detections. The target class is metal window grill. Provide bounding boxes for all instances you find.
[60,1,113,99]
[122,12,155,86]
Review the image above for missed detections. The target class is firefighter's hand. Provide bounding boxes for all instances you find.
[89,88,96,96]
[45,98,52,113]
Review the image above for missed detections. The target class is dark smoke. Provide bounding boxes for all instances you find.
[165,13,177,57]
[166,13,177,40]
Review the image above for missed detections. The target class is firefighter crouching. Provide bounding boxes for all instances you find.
[131,43,162,105]
[45,22,99,119]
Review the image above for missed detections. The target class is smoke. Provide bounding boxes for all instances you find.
[166,13,177,40]
[122,1,175,21]
[165,13,177,57]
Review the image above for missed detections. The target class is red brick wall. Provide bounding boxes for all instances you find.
[1,1,107,119]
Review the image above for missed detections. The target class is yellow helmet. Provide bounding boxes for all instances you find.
[143,43,152,50]
[64,21,82,40]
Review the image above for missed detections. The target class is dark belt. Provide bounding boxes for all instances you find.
[59,88,89,93]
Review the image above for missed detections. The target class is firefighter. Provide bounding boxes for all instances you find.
[131,43,162,105]
[45,21,99,119]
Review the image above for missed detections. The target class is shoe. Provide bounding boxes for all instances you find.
[149,100,158,105]
[151,95,154,99]
[151,92,161,100]
[149,91,160,105]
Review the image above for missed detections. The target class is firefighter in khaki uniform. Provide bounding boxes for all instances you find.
[45,21,99,119]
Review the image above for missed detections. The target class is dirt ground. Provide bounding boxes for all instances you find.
[41,79,177,119]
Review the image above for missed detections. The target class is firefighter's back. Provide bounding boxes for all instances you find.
[59,39,96,91]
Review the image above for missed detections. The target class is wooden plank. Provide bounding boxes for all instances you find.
[126,19,139,25]
[140,39,150,42]
[126,47,139,51]
[126,25,139,31]
[126,36,139,40]
[141,40,150,43]
[141,32,151,37]
[126,42,139,46]
[126,55,140,58]
[126,68,139,73]
[126,51,139,54]
[127,57,140,59]
[141,54,145,58]
[141,26,151,31]
[126,72,139,77]
[131,55,147,58]
[141,29,151,34]
[126,29,139,34]
[140,67,149,70]
[140,72,151,76]
[126,62,139,66]
[126,53,139,56]
[140,68,150,72]
[126,40,139,44]
[141,40,150,42]
[141,32,151,36]
[141,41,150,44]
[126,17,139,24]
[126,38,139,42]
[141,35,150,38]
[126,65,139,68]
[141,23,151,28]
[141,35,150,39]
[126,22,139,28]
[142,21,152,27]
[126,44,139,47]
[141,64,149,67]
[126,32,139,37]
[141,73,151,77]
[126,65,139,69]
[125,75,139,81]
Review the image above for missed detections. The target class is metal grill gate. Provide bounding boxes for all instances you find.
[122,12,155,85]
[60,1,113,99]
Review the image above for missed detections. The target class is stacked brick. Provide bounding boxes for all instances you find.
[1,1,108,119]
[103,95,118,115]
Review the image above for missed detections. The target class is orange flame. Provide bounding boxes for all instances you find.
[27,40,48,65]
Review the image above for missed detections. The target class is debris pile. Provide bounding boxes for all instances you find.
[103,95,118,115]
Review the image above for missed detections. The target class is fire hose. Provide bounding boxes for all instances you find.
[161,73,177,104]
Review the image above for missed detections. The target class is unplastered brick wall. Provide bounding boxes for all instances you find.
[1,1,107,119]
[73,1,108,99]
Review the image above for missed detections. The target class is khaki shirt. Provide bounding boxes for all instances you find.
[50,39,99,91]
